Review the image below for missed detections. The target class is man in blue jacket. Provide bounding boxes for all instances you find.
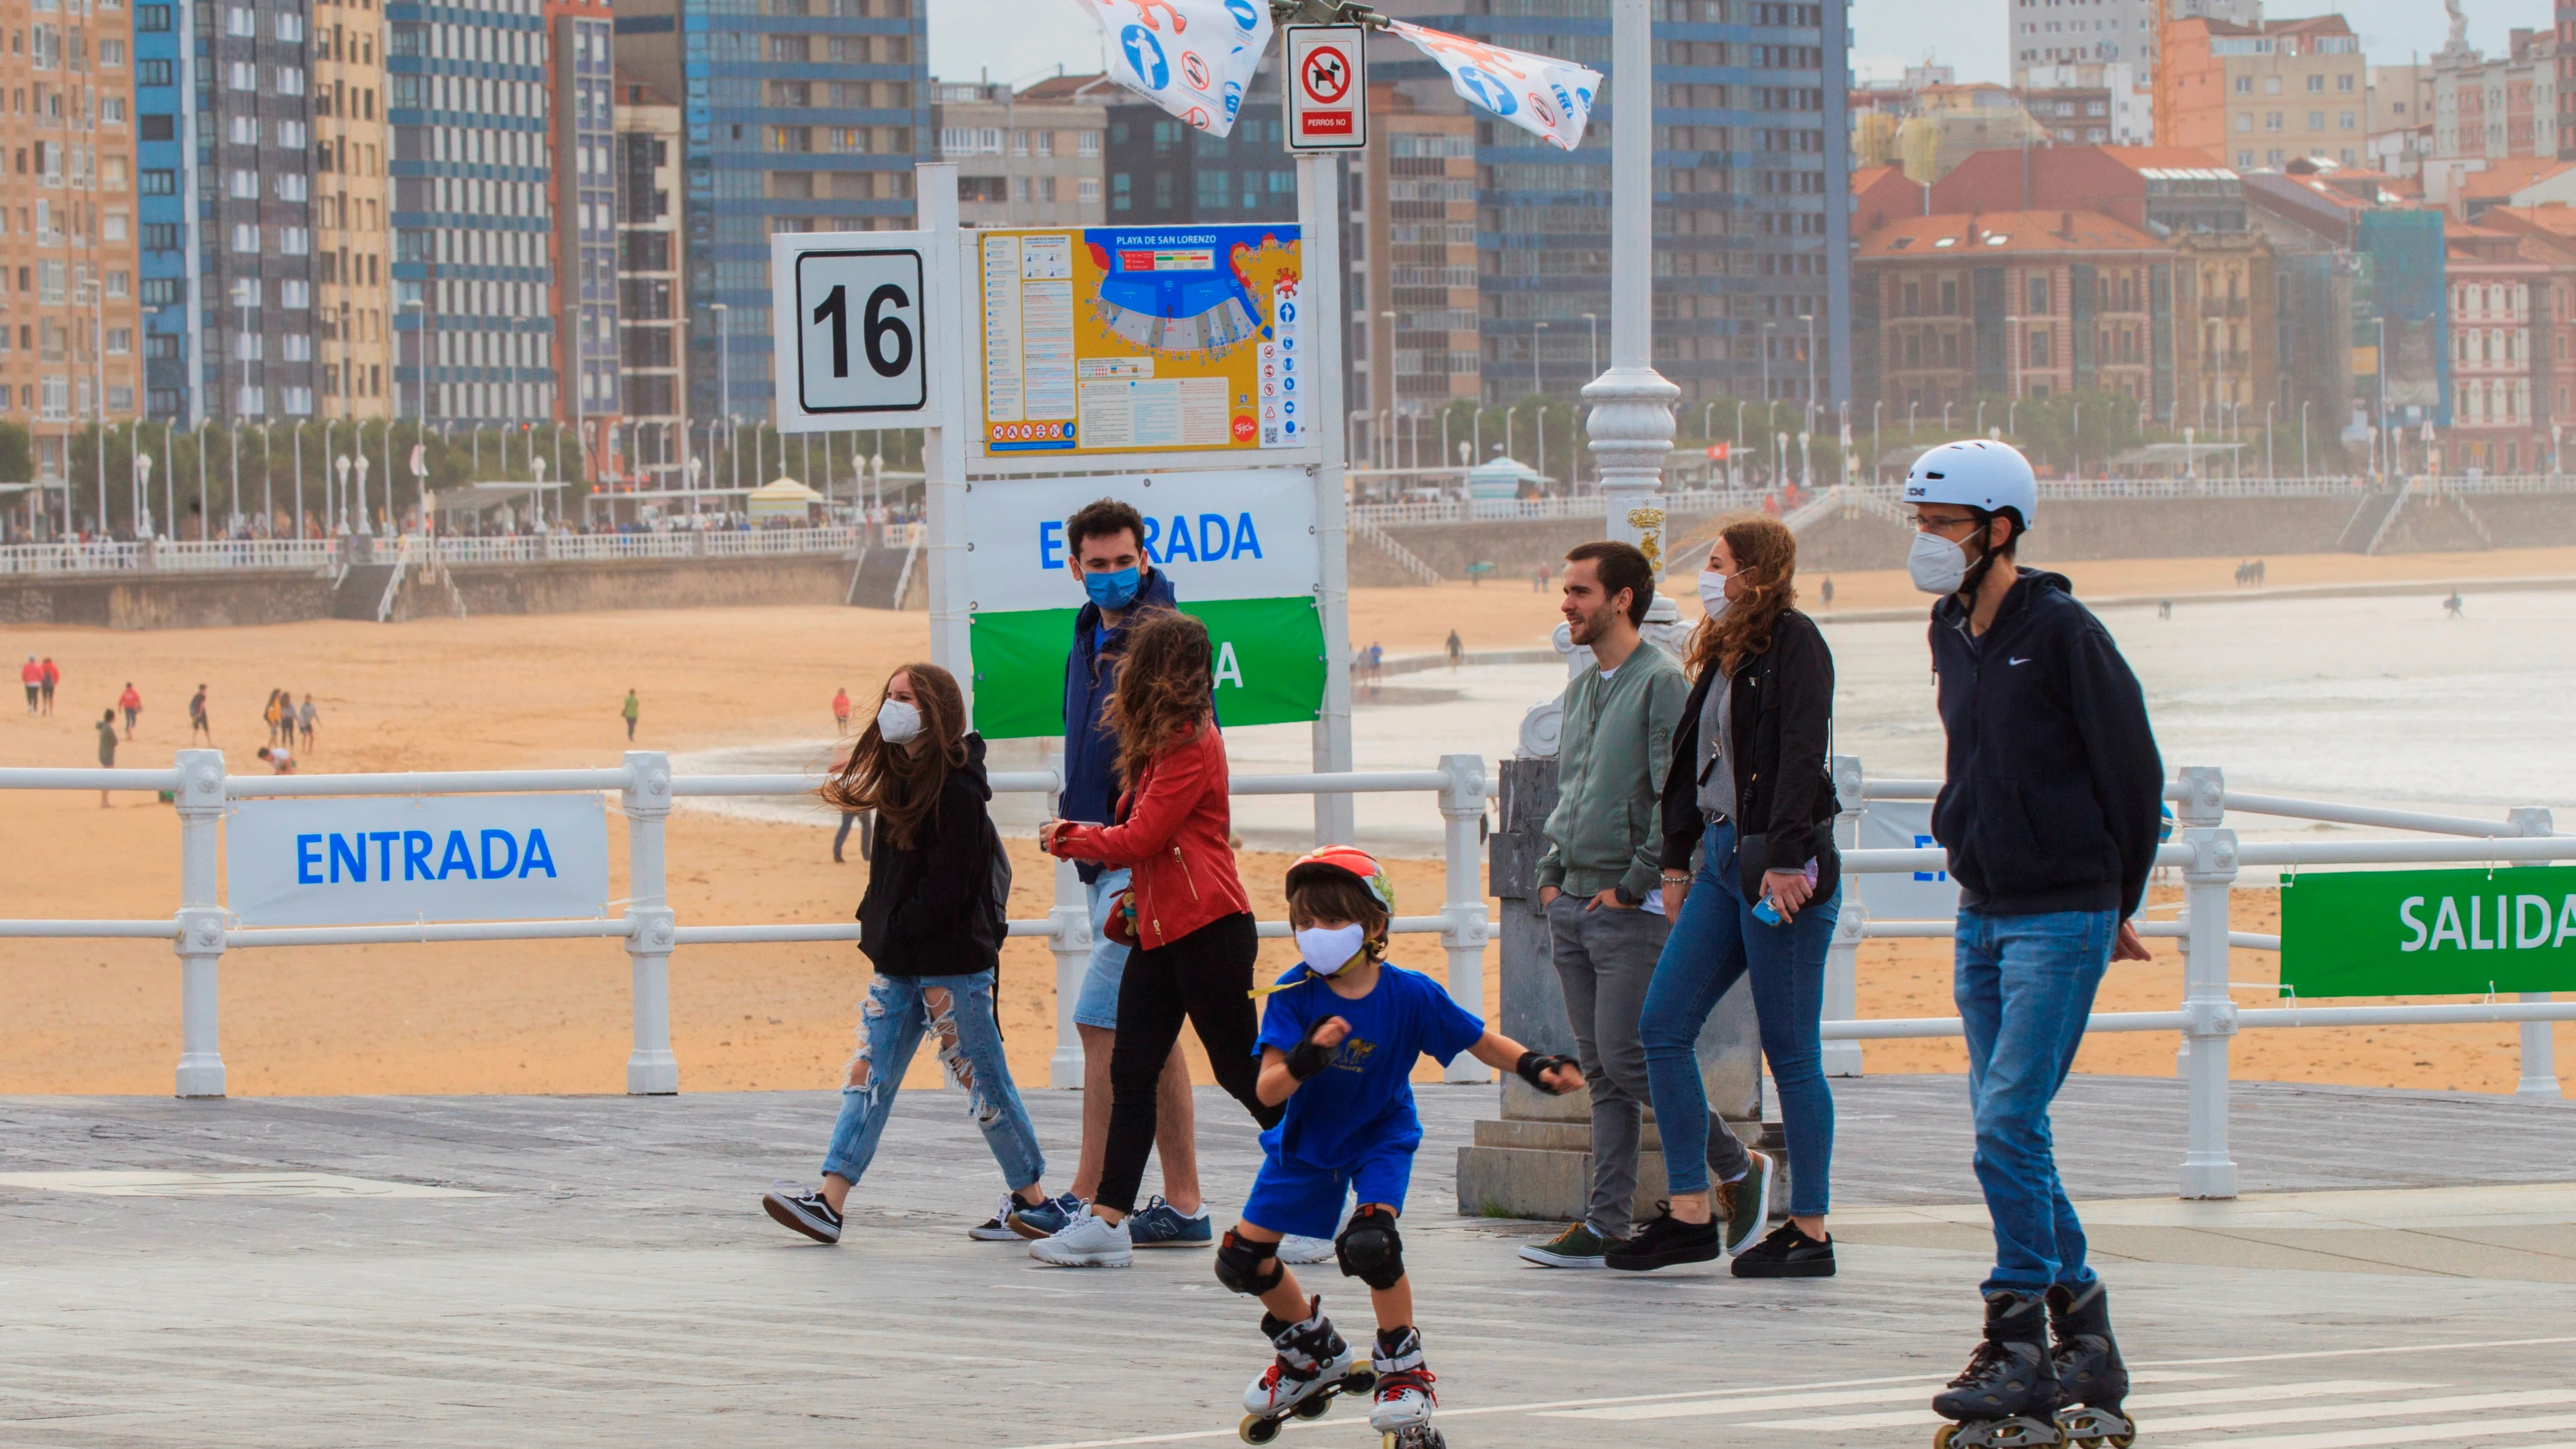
[999,498,1213,1250]
[1903,440,2161,1449]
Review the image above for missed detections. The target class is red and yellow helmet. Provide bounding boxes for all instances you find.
[1285,845,1396,915]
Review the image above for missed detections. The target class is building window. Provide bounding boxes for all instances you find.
[2029,329,2052,366]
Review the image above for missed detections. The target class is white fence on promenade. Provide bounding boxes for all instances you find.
[0,752,2564,1200]
[0,526,865,579]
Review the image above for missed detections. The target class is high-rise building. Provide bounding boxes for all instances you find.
[548,0,616,468]
[610,0,928,423]
[1100,67,1292,226]
[135,0,197,423]
[1,0,146,489]
[2009,0,2253,90]
[2161,15,2368,173]
[387,0,558,430]
[313,0,389,420]
[1359,84,1479,445]
[612,67,685,489]
[196,0,324,432]
[931,72,1111,229]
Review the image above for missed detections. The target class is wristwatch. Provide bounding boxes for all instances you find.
[1613,885,1641,907]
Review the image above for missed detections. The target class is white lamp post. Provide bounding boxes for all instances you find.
[1580,0,1681,548]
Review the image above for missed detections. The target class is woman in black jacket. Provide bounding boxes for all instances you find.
[1610,516,1845,1279]
[762,662,1058,1247]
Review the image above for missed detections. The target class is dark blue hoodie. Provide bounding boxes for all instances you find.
[1929,567,2163,919]
[1059,566,1178,883]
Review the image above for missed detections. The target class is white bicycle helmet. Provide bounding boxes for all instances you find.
[1902,439,2038,530]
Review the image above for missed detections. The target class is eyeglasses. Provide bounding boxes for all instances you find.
[1908,510,1983,535]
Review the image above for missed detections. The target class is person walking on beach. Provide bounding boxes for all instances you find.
[1904,440,2161,1448]
[262,690,284,747]
[298,694,317,752]
[1031,611,1282,1269]
[1520,541,1691,1269]
[118,683,142,740]
[1611,517,1836,1278]
[761,662,1059,1247]
[1005,498,1209,1250]
[621,688,640,741]
[39,657,59,715]
[96,708,120,807]
[189,685,213,742]
[20,657,39,715]
[832,687,851,733]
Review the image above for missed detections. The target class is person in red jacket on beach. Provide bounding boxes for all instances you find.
[1029,610,1279,1269]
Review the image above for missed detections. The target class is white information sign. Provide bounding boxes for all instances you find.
[1854,800,1960,922]
[226,795,612,928]
[768,231,934,432]
[1286,26,1367,151]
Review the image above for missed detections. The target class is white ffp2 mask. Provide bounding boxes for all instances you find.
[1294,923,1369,977]
[1908,532,1970,596]
[1696,569,1733,619]
[875,699,924,744]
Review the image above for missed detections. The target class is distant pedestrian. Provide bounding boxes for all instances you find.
[20,656,38,714]
[2158,599,2172,621]
[263,690,284,746]
[833,809,873,864]
[189,685,212,742]
[298,694,317,751]
[832,687,851,733]
[1819,577,1835,609]
[39,657,59,714]
[119,682,142,738]
[1444,629,1464,672]
[621,688,641,741]
[96,708,119,807]
[1534,563,1551,593]
[256,744,296,774]
[2444,591,2465,619]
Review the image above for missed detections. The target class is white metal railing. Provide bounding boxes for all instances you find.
[0,537,345,577]
[1352,488,1765,530]
[0,527,863,579]
[0,751,1495,1098]
[1818,758,2567,1200]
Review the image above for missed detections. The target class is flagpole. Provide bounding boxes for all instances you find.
[1581,0,1678,553]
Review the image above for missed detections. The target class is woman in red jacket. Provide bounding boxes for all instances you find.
[1030,611,1278,1268]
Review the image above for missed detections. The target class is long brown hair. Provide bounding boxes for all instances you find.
[820,662,968,850]
[1685,516,1800,680]
[1107,610,1213,789]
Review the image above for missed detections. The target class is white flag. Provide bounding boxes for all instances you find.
[1077,0,1272,138]
[1389,21,1600,152]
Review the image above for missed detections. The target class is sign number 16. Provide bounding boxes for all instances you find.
[794,248,925,415]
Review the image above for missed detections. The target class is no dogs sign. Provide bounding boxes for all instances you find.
[1286,26,1367,150]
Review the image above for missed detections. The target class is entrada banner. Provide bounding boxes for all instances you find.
[2281,864,2576,997]
[964,469,1324,740]
[227,795,612,928]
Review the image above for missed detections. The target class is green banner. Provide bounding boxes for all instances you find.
[2280,865,2576,997]
[969,595,1327,741]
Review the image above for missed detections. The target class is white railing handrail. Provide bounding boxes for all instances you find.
[0,526,864,578]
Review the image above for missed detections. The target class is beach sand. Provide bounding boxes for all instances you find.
[2,543,2568,1098]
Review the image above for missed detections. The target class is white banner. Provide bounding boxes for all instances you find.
[1855,800,1961,922]
[1390,21,1600,152]
[227,795,612,928]
[1078,0,1271,137]
[964,469,1318,613]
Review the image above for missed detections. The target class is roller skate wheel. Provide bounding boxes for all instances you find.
[1239,1412,1281,1446]
[1291,1393,1333,1421]
[1933,1426,1962,1449]
[1343,1368,1377,1395]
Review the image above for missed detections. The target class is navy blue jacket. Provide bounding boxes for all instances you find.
[1059,567,1178,883]
[1929,568,2163,919]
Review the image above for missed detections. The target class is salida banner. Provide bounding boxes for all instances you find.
[227,795,612,928]
[964,470,1324,740]
[2281,864,2576,997]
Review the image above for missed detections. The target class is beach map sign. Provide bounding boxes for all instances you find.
[2281,864,2576,997]
[972,224,1307,460]
[962,470,1325,740]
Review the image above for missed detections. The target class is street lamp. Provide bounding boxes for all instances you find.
[335,454,352,535]
[403,295,428,534]
[75,279,106,536]
[711,300,731,434]
[1760,321,1776,406]
[1799,313,1817,432]
[1582,312,1598,377]
[136,451,154,543]
[321,418,338,532]
[1531,320,1550,401]
[353,447,372,538]
[1378,310,1397,469]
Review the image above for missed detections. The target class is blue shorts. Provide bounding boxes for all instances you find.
[1240,1143,1417,1241]
[1074,869,1132,1031]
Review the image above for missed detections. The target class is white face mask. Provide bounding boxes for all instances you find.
[1908,531,1971,596]
[875,698,923,744]
[1696,568,1734,620]
[1294,923,1369,977]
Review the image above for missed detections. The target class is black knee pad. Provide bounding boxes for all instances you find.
[1335,1205,1405,1291]
[1214,1229,1284,1296]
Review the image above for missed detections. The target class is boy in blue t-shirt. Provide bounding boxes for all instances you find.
[1221,847,1582,1444]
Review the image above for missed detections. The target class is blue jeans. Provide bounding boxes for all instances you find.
[1073,868,1133,1030]
[1639,820,1840,1214]
[822,970,1047,1193]
[1953,907,2115,1293]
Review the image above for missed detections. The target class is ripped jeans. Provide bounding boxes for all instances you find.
[822,970,1047,1193]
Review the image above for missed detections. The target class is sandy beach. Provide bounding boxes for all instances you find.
[3,543,2568,1098]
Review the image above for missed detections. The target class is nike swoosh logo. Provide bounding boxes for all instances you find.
[2009,657,2032,665]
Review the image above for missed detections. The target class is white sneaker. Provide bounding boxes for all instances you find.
[1029,1209,1133,1268]
[966,1192,1021,1242]
[1277,1233,1335,1265]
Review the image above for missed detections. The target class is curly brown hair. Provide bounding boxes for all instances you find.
[819,662,968,850]
[1685,516,1800,681]
[1107,610,1212,789]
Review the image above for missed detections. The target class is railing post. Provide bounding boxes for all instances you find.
[621,750,680,1094]
[2175,766,2238,1199]
[1437,754,1493,1083]
[1822,755,1866,1077]
[2508,806,2563,1099]
[172,748,229,1097]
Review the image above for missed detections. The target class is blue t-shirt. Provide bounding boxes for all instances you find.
[1254,963,1485,1169]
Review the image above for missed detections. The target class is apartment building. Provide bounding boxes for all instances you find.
[2441,223,2546,472]
[2020,61,2148,146]
[931,71,1109,229]
[1,0,145,486]
[1361,84,1478,434]
[312,0,387,418]
[2171,229,2277,428]
[198,0,324,428]
[1100,65,1291,226]
[547,0,616,450]
[2433,30,2560,168]
[612,67,682,489]
[132,0,192,423]
[386,0,556,428]
[2009,0,2252,78]
[2163,15,2368,173]
[2366,63,2433,177]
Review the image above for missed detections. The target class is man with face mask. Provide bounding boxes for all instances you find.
[1904,440,2161,1449]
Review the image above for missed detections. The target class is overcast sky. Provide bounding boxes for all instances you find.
[932,0,2553,99]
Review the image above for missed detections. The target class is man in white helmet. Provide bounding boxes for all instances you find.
[1902,439,2162,1449]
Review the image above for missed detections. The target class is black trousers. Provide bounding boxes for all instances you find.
[1097,911,1278,1215]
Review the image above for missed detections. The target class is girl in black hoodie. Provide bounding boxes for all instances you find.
[762,662,1058,1246]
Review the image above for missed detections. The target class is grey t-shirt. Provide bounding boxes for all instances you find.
[1696,671,1736,822]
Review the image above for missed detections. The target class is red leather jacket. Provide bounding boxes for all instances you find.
[1048,718,1249,950]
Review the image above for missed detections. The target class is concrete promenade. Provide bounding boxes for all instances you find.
[3,1077,2573,1448]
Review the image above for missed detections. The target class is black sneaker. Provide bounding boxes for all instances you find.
[763,1182,844,1245]
[1731,1220,1833,1278]
[1605,1203,1721,1272]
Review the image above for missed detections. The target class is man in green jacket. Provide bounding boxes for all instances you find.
[1520,540,1695,1269]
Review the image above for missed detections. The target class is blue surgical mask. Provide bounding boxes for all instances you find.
[1083,565,1142,611]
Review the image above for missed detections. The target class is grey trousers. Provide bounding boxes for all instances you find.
[1548,890,1753,1239]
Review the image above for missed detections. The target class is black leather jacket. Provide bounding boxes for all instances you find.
[1658,608,1841,879]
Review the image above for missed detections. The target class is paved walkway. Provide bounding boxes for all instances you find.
[3,1077,2573,1447]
